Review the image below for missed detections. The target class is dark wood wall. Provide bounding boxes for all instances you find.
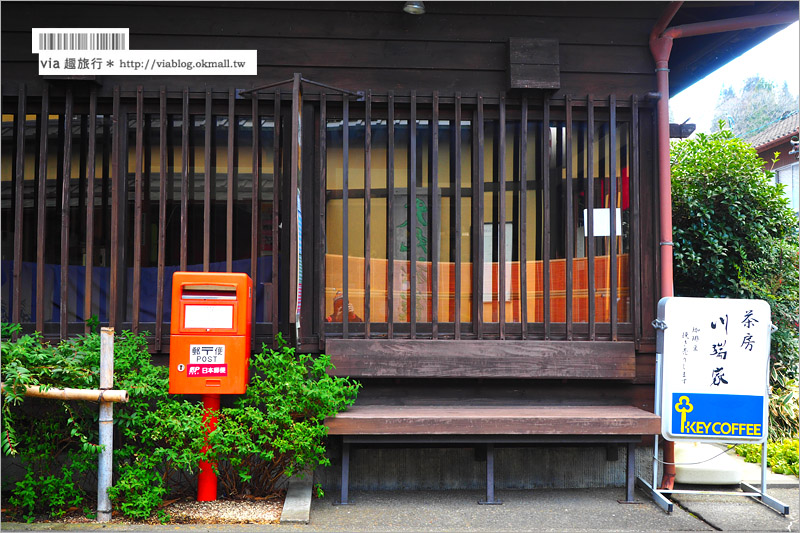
[1,1,662,98]
[1,1,664,398]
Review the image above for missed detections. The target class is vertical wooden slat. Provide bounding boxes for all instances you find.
[386,92,395,339]
[77,116,87,271]
[180,88,189,272]
[203,88,212,272]
[12,85,26,329]
[56,115,64,261]
[78,116,87,274]
[101,116,110,273]
[156,87,167,351]
[109,86,120,328]
[143,113,152,283]
[36,85,49,332]
[272,90,281,342]
[59,89,73,339]
[631,95,641,345]
[565,95,574,340]
[84,89,97,334]
[431,91,439,337]
[498,96,506,339]
[132,86,144,334]
[227,88,235,272]
[609,95,618,340]
[453,93,462,339]
[290,74,301,329]
[542,96,551,339]
[342,96,350,338]
[318,94,327,348]
[475,94,485,339]
[409,91,417,337]
[519,97,528,338]
[364,91,372,336]
[587,95,596,340]
[249,93,260,350]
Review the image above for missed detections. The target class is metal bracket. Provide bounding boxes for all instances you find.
[652,319,668,330]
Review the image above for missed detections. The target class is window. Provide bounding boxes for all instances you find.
[323,95,638,338]
[775,162,799,214]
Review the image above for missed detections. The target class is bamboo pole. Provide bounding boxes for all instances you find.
[0,384,128,403]
[0,328,124,524]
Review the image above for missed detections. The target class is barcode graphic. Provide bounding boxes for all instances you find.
[37,32,127,51]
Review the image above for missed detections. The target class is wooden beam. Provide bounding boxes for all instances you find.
[203,88,212,272]
[35,85,49,332]
[12,85,26,330]
[180,87,189,272]
[325,404,659,435]
[59,89,73,339]
[326,339,635,379]
[132,86,143,333]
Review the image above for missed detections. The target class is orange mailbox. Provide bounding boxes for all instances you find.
[169,272,253,395]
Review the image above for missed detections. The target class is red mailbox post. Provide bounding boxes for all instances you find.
[169,272,253,501]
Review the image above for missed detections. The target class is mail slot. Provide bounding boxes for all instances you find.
[169,272,253,395]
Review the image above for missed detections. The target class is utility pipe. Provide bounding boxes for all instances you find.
[97,327,114,523]
[649,1,682,490]
[649,2,798,491]
[662,10,799,39]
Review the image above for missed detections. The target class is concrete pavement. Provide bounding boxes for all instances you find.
[2,449,797,532]
[3,484,797,532]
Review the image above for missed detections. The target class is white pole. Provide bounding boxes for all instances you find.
[653,351,663,489]
[97,327,114,523]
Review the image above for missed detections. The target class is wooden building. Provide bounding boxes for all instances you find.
[1,1,796,495]
[748,110,799,214]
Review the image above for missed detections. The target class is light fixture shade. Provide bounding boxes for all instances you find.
[403,1,425,15]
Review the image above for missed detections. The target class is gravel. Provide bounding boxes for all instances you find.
[161,496,283,524]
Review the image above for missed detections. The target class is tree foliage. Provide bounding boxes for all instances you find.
[671,127,799,438]
[711,75,797,138]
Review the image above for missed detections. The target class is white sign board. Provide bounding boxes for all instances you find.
[183,305,233,329]
[187,345,227,377]
[657,297,770,443]
[583,208,622,237]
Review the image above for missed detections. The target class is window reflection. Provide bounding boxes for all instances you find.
[323,104,631,327]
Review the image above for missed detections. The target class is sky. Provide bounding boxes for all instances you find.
[669,21,799,135]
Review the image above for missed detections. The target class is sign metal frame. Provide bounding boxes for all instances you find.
[636,297,789,516]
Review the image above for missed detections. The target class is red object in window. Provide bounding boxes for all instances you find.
[599,167,630,210]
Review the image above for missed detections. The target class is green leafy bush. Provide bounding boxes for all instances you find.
[734,439,799,477]
[2,325,359,521]
[206,333,360,497]
[671,126,799,438]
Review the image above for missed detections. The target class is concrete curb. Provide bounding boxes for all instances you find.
[279,476,313,524]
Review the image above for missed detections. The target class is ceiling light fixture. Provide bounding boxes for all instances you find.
[403,1,425,15]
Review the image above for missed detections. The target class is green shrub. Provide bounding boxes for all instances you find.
[671,126,799,438]
[734,438,799,477]
[1,324,359,521]
[206,332,360,497]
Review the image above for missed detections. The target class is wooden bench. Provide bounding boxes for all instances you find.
[323,339,661,505]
